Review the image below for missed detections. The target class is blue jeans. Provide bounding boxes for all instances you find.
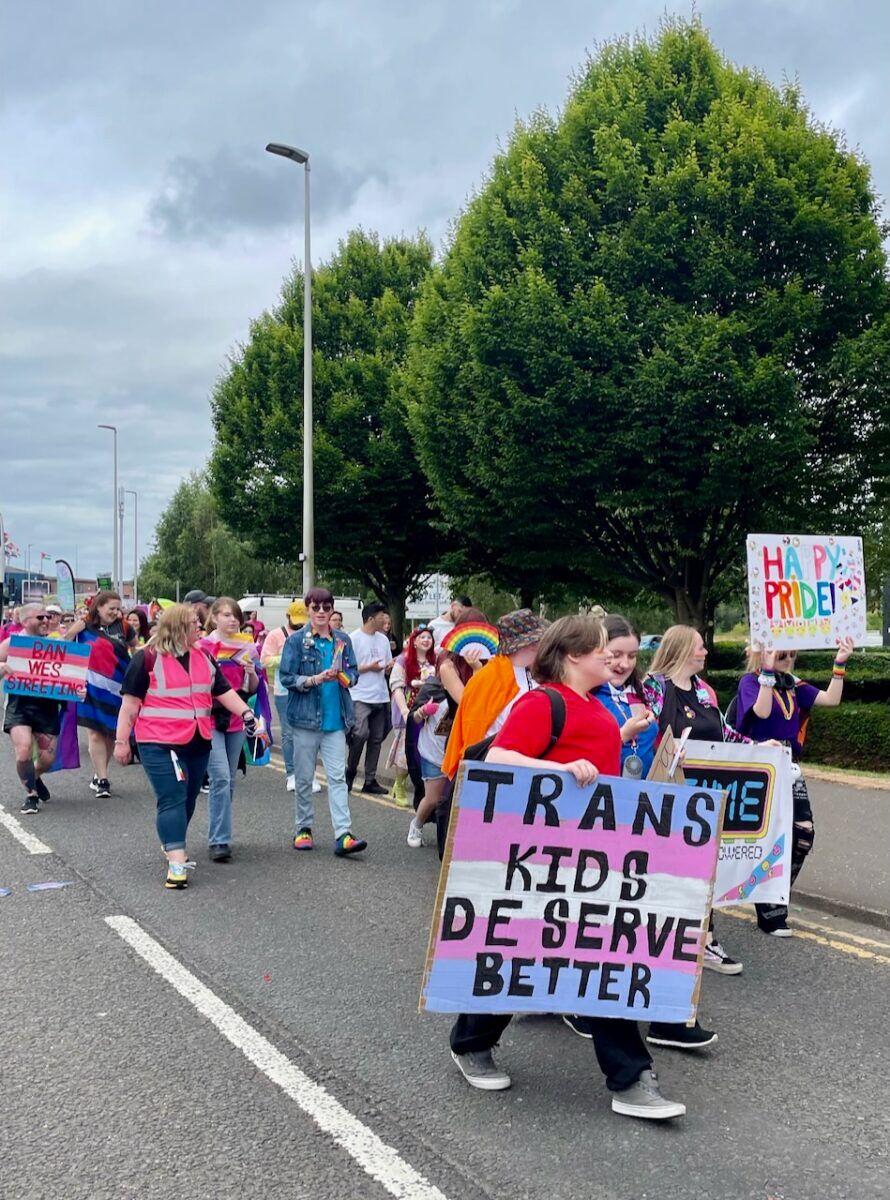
[292,726,352,839]
[139,740,210,852]
[274,692,294,776]
[208,728,244,847]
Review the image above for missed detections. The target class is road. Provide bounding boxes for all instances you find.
[1,736,889,1200]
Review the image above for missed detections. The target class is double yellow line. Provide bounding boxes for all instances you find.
[723,907,890,964]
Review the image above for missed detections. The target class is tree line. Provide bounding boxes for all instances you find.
[144,20,890,637]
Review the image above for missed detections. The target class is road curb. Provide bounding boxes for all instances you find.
[794,888,890,932]
[805,765,890,792]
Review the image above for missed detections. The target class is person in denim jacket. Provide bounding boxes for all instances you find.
[279,587,367,857]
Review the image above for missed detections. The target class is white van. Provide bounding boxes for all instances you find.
[237,594,366,635]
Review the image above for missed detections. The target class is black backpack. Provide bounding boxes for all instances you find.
[435,686,567,858]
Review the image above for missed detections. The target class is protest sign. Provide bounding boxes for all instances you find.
[746,534,866,650]
[647,728,687,785]
[3,635,90,703]
[682,741,792,907]
[96,575,112,592]
[421,763,724,1024]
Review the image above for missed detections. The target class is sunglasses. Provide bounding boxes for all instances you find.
[308,601,334,612]
[33,614,50,621]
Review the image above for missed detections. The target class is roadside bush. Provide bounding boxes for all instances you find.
[802,704,890,772]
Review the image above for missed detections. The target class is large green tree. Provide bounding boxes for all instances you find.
[138,473,299,601]
[210,230,441,637]
[407,19,890,628]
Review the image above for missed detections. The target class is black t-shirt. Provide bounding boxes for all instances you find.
[122,649,232,749]
[661,681,724,743]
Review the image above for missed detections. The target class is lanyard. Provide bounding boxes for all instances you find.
[608,682,637,749]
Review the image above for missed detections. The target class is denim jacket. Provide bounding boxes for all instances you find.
[278,623,359,732]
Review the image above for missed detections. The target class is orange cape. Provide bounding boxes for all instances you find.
[441,655,519,780]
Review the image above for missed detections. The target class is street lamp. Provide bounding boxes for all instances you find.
[97,424,119,594]
[26,543,34,597]
[125,489,139,603]
[266,141,314,592]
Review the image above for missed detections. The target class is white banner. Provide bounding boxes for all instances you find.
[746,533,866,651]
[682,741,793,907]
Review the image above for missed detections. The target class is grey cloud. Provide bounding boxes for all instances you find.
[147,146,372,242]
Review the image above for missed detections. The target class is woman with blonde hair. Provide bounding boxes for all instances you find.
[645,624,748,976]
[114,604,259,890]
[734,636,854,935]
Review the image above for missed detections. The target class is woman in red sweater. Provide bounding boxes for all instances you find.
[448,615,686,1122]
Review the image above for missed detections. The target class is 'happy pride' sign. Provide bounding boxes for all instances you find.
[746,534,866,651]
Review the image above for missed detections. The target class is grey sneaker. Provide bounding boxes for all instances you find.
[611,1070,685,1120]
[450,1049,511,1091]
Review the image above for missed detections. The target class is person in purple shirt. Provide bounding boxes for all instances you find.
[734,636,854,936]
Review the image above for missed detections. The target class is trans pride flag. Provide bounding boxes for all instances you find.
[421,765,724,1025]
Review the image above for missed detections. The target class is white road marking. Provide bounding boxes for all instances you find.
[105,915,449,1200]
[0,803,53,855]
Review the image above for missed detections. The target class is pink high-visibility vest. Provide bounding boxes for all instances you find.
[134,650,215,744]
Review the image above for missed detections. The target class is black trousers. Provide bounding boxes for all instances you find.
[404,717,425,808]
[756,776,814,932]
[346,702,389,785]
[449,1013,651,1093]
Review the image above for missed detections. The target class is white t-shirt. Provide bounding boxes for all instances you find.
[484,663,539,737]
[428,616,454,652]
[349,629,393,704]
[418,698,450,767]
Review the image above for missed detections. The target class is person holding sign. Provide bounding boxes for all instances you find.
[448,615,686,1121]
[0,604,62,814]
[645,626,748,976]
[113,605,261,890]
[734,637,853,936]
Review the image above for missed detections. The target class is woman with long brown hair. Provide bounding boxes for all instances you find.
[200,597,260,862]
[65,590,134,798]
[448,615,686,1121]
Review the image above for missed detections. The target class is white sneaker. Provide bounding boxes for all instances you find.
[286,774,295,793]
[312,777,323,793]
[407,819,423,848]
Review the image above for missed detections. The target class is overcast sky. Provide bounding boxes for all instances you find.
[2,0,887,581]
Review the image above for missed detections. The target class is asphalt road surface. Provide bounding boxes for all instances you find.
[2,737,889,1200]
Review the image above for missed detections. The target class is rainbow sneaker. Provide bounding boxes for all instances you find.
[293,828,314,851]
[334,832,367,857]
[165,862,190,890]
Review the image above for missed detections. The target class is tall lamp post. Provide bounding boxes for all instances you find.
[265,141,314,593]
[125,489,139,603]
[26,543,34,599]
[97,425,119,594]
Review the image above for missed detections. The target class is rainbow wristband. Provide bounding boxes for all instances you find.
[832,665,846,677]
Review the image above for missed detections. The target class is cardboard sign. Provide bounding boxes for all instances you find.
[682,741,793,907]
[421,763,724,1024]
[646,728,685,784]
[746,534,866,650]
[3,635,91,702]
